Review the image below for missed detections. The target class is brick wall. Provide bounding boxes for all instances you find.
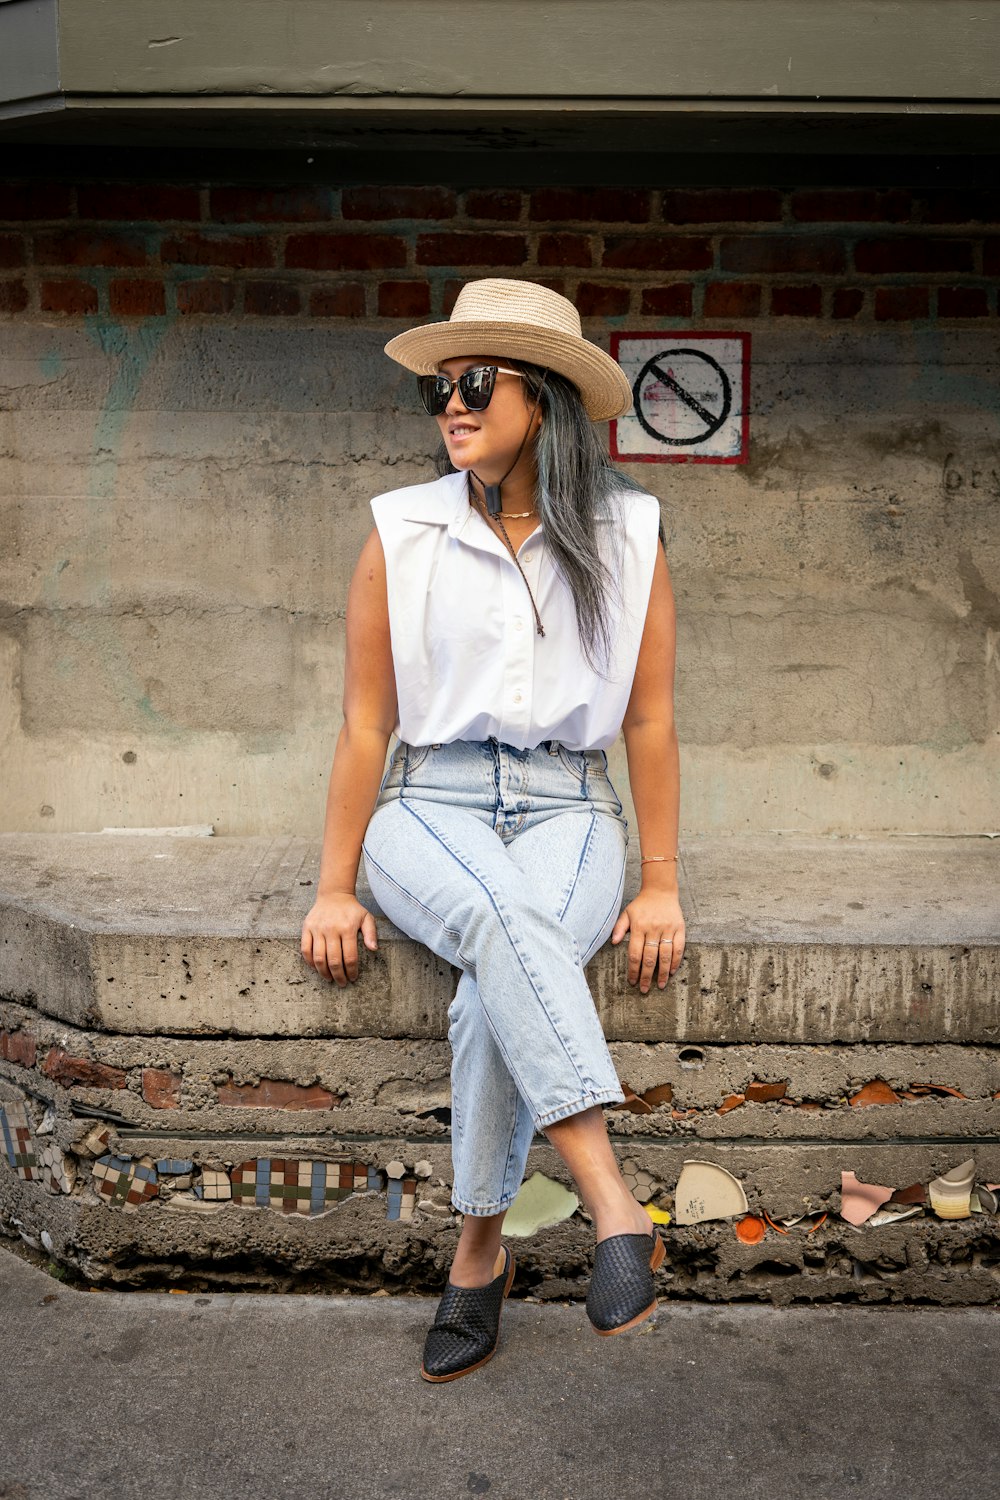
[0,180,996,323]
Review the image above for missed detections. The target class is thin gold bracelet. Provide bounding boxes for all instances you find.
[640,853,679,864]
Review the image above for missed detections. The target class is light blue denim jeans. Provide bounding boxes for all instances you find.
[361,737,629,1217]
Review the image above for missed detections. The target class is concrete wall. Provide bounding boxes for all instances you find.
[0,178,998,836]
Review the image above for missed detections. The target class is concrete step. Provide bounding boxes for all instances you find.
[1,831,998,1303]
[0,831,997,1042]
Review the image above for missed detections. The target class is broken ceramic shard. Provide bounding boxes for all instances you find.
[673,1160,748,1225]
[501,1171,579,1237]
[928,1158,975,1220]
[735,1215,766,1244]
[839,1170,894,1226]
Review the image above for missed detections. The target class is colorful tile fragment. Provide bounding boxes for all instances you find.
[229,1158,375,1216]
[0,1101,39,1182]
[92,1154,159,1211]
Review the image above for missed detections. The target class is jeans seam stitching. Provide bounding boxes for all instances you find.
[397,799,591,1101]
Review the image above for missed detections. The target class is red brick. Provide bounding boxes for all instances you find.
[215,1077,343,1109]
[874,285,930,320]
[342,185,456,220]
[0,1028,36,1067]
[34,228,147,268]
[142,1068,182,1109]
[530,188,650,223]
[641,283,694,316]
[378,280,431,317]
[745,1080,788,1102]
[660,189,782,224]
[790,189,912,223]
[537,233,593,268]
[463,189,523,221]
[244,280,301,315]
[416,232,526,267]
[854,237,975,274]
[286,232,407,270]
[78,184,201,221]
[308,281,366,316]
[720,235,844,274]
[210,185,333,222]
[704,281,762,317]
[0,234,25,268]
[442,279,464,315]
[832,287,865,319]
[937,285,989,316]
[0,278,28,312]
[603,236,711,271]
[771,283,822,317]
[0,181,73,220]
[161,232,273,269]
[575,281,629,317]
[39,278,98,314]
[918,189,1000,225]
[983,237,1000,275]
[42,1045,127,1089]
[109,279,166,316]
[175,278,235,314]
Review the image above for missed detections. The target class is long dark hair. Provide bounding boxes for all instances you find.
[433,361,665,674]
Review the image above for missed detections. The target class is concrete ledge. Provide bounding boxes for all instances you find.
[0,832,997,1043]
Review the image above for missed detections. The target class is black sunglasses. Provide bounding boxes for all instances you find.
[417,364,524,417]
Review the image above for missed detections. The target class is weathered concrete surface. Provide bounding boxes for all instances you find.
[2,321,998,836]
[1,832,997,1042]
[1,1244,999,1500]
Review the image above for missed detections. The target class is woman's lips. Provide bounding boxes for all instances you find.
[448,425,479,444]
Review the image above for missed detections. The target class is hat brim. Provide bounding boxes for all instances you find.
[384,319,633,422]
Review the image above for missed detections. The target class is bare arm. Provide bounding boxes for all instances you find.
[300,525,398,985]
[611,540,687,991]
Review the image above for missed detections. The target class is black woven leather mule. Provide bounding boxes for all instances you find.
[586,1225,665,1335]
[420,1244,517,1382]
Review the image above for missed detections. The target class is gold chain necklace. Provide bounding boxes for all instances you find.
[467,478,545,637]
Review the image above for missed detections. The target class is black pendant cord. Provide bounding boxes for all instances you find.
[468,371,548,517]
[467,371,549,637]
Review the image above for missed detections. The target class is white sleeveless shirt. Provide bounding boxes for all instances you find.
[369,468,661,752]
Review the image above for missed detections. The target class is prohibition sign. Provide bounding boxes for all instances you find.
[632,348,731,448]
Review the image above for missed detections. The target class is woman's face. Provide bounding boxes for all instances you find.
[433,354,542,480]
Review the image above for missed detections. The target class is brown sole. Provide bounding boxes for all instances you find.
[592,1228,665,1337]
[420,1249,517,1383]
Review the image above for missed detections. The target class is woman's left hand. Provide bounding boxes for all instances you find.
[611,889,686,992]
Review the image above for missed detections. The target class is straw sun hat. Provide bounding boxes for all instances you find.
[383,277,633,422]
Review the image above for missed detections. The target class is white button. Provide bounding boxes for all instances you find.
[513,617,524,631]
[523,553,533,564]
[513,691,523,704]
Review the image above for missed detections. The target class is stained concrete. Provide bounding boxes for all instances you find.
[1,1242,998,1500]
[2,321,998,836]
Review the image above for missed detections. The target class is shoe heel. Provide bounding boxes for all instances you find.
[502,1247,516,1298]
[649,1229,665,1272]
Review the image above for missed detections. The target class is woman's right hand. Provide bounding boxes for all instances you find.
[300,891,378,987]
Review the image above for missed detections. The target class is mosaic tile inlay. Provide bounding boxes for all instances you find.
[92,1153,159,1211]
[0,1101,39,1182]
[230,1158,377,1216]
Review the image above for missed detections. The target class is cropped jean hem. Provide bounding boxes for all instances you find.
[534,1087,627,1132]
[452,1190,521,1217]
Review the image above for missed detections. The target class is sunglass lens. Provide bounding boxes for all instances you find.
[458,366,497,409]
[417,374,451,416]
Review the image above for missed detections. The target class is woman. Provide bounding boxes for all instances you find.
[300,278,685,1382]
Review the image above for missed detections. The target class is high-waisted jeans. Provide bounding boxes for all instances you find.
[361,737,629,1217]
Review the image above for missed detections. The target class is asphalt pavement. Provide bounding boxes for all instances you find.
[1,1244,997,1500]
